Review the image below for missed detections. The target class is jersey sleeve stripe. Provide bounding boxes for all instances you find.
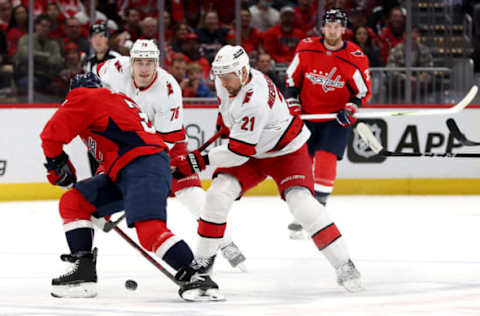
[157,128,186,143]
[352,69,368,99]
[286,53,300,87]
[228,138,256,157]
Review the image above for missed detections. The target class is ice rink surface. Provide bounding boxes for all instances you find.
[1,195,479,316]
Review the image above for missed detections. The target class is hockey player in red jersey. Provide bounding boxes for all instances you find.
[171,45,363,295]
[285,9,371,239]
[40,73,222,301]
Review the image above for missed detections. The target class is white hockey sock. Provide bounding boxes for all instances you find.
[285,187,350,268]
[175,186,205,218]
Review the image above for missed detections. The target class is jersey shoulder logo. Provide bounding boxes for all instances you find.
[242,90,254,105]
[351,49,364,57]
[114,60,123,72]
[167,81,173,96]
[305,67,345,93]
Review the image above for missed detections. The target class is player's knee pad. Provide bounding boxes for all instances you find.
[313,150,337,194]
[285,186,333,235]
[59,189,96,229]
[202,174,241,223]
[135,219,174,252]
[175,186,205,219]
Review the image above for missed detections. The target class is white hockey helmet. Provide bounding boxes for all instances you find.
[130,39,159,62]
[211,45,250,85]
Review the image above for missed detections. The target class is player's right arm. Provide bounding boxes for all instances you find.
[285,39,309,115]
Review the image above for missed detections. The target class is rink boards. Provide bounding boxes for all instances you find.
[1,104,480,200]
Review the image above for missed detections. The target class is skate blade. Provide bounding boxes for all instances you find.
[181,288,225,302]
[236,262,248,273]
[340,279,364,293]
[51,282,97,298]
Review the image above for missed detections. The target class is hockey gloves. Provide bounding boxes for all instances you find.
[336,102,358,127]
[171,150,209,178]
[287,98,302,116]
[44,151,77,189]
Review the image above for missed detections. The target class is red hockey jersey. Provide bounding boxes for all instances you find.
[41,88,167,180]
[286,37,371,117]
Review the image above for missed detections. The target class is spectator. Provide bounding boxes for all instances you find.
[182,62,214,97]
[387,25,433,100]
[83,23,121,73]
[294,0,317,34]
[262,6,305,64]
[46,2,65,39]
[55,42,83,96]
[63,17,89,55]
[0,27,12,95]
[349,8,380,48]
[164,11,173,42]
[117,0,157,19]
[379,6,405,64]
[228,7,261,57]
[169,54,187,86]
[139,16,158,42]
[249,0,280,32]
[55,0,82,20]
[169,22,191,53]
[353,26,383,67]
[15,14,63,96]
[204,0,236,26]
[75,0,118,31]
[0,0,12,31]
[108,30,130,55]
[196,11,231,63]
[118,7,141,48]
[255,52,285,94]
[180,33,211,79]
[6,5,27,61]
[12,0,47,16]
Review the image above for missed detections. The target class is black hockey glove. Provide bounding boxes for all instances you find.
[44,151,77,189]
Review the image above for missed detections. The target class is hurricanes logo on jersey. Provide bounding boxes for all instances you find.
[305,67,345,93]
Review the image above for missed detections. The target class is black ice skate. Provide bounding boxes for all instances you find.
[176,258,225,302]
[220,241,247,272]
[51,248,98,298]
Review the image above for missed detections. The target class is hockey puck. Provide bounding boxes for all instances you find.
[125,279,138,291]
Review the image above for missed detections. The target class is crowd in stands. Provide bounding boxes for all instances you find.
[0,0,433,102]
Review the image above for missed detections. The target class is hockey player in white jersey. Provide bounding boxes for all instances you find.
[171,45,363,297]
[96,39,246,271]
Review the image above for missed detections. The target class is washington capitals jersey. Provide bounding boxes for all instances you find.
[96,56,185,146]
[286,37,371,116]
[215,68,310,160]
[41,87,167,180]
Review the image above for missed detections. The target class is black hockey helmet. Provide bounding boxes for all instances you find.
[322,9,348,27]
[89,22,109,38]
[70,72,103,91]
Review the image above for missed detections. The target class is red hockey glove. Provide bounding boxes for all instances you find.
[171,150,208,178]
[44,151,77,189]
[169,141,188,159]
[287,98,302,116]
[336,102,358,127]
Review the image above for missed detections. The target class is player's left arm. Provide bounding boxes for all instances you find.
[336,52,371,127]
[155,77,186,147]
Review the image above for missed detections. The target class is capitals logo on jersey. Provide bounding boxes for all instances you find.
[305,67,345,93]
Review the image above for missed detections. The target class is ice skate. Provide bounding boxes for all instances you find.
[288,221,308,240]
[220,241,247,272]
[336,259,363,293]
[51,248,98,298]
[176,258,225,302]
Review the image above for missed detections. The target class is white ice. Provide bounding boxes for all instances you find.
[1,195,479,316]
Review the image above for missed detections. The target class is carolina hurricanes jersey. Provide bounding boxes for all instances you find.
[96,56,185,146]
[286,37,371,116]
[41,88,167,180]
[210,68,310,167]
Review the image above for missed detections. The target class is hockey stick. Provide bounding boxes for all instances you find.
[300,85,478,120]
[197,128,225,152]
[446,118,480,146]
[356,122,480,158]
[111,224,182,285]
[103,213,126,232]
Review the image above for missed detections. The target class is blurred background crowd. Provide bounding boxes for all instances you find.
[0,0,478,104]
